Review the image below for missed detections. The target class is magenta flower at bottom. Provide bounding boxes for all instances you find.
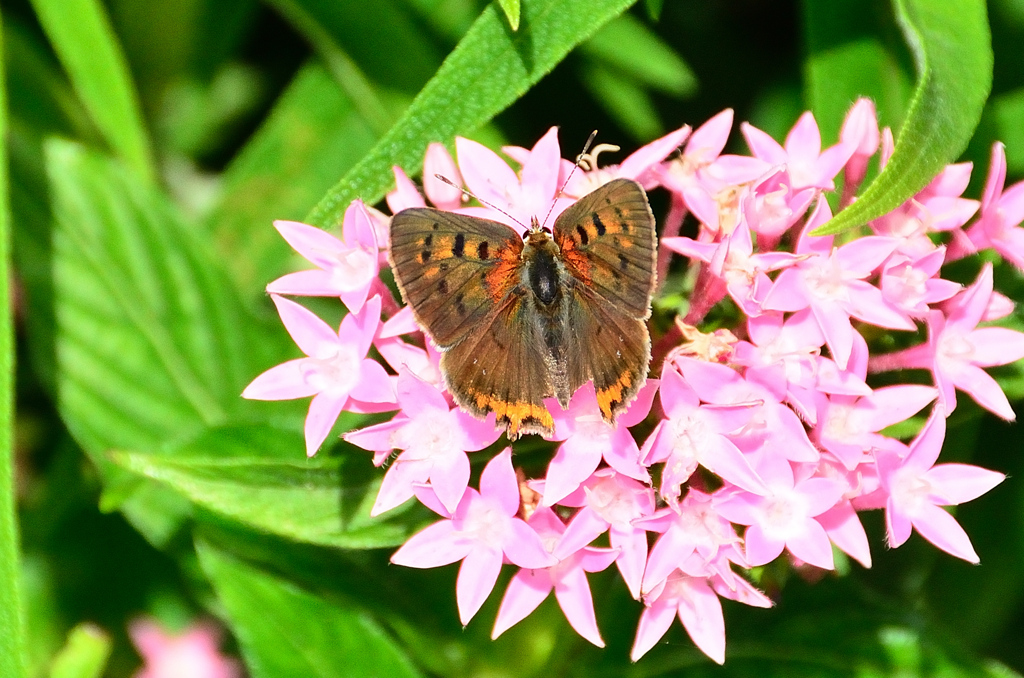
[391,449,556,624]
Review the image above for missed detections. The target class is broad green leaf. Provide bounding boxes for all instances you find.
[111,426,422,550]
[0,10,24,678]
[28,0,154,182]
[306,0,639,229]
[499,0,521,30]
[579,14,697,97]
[47,624,110,678]
[204,61,379,298]
[803,0,913,144]
[812,0,992,236]
[197,540,424,678]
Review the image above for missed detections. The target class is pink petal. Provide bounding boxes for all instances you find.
[542,441,602,507]
[620,125,692,179]
[701,436,768,494]
[430,449,471,515]
[505,519,557,568]
[492,569,552,639]
[554,508,609,560]
[743,523,785,566]
[968,327,1024,367]
[267,269,343,297]
[423,143,464,210]
[272,220,344,269]
[386,166,425,213]
[864,385,938,433]
[925,463,1005,505]
[454,410,502,451]
[903,406,946,471]
[946,263,993,334]
[981,143,1007,211]
[519,127,561,211]
[818,502,871,568]
[812,299,855,370]
[371,457,427,516]
[912,503,980,563]
[687,109,733,160]
[630,598,677,661]
[456,547,503,624]
[456,136,518,207]
[350,358,396,403]
[785,112,822,161]
[304,392,346,456]
[741,122,787,165]
[339,295,382,357]
[397,370,448,415]
[643,529,696,593]
[391,520,472,568]
[951,363,1016,420]
[480,448,519,516]
[554,565,605,646]
[618,379,660,427]
[242,359,317,400]
[885,496,913,547]
[273,295,339,357]
[611,526,648,599]
[343,416,406,455]
[785,518,835,570]
[677,579,726,665]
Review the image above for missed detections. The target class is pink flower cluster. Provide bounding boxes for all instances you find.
[243,101,1023,663]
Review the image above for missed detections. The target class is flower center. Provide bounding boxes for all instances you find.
[330,246,376,292]
[803,254,850,302]
[461,499,511,550]
[937,332,975,366]
[822,402,864,443]
[758,490,807,540]
[890,467,933,516]
[398,411,460,461]
[301,345,360,396]
[587,477,638,527]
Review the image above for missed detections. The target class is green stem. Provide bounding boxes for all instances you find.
[0,8,25,678]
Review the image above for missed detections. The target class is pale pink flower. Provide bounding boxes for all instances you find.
[715,453,846,570]
[423,142,465,210]
[742,167,816,248]
[455,127,570,228]
[637,489,745,594]
[386,165,426,213]
[242,295,395,456]
[540,381,658,506]
[266,200,379,313]
[762,199,914,369]
[877,407,1005,563]
[492,506,617,647]
[872,264,1024,419]
[344,370,500,515]
[963,143,1024,269]
[129,618,240,678]
[642,365,766,503]
[631,571,727,664]
[840,98,880,200]
[741,111,855,190]
[879,248,960,317]
[550,469,656,599]
[391,449,556,624]
[814,384,938,469]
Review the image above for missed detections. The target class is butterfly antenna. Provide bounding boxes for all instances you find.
[432,174,528,231]
[540,129,598,230]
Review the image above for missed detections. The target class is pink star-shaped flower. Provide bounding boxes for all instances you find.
[877,407,1004,563]
[266,200,380,313]
[540,380,658,506]
[391,449,556,625]
[242,295,395,456]
[741,111,855,191]
[549,469,656,599]
[491,506,618,647]
[964,142,1024,270]
[344,370,501,515]
[715,453,846,570]
[631,571,727,664]
[873,263,1024,419]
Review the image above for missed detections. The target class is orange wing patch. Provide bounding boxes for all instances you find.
[596,369,634,422]
[483,243,523,302]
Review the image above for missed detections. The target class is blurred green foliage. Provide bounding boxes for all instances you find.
[3,0,1024,676]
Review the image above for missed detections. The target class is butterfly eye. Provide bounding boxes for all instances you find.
[522,229,529,239]
[542,226,552,234]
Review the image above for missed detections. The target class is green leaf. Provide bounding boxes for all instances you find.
[992,87,1024,176]
[580,62,663,142]
[306,0,638,229]
[28,0,154,182]
[811,0,992,236]
[499,0,521,30]
[47,624,110,678]
[579,14,697,97]
[803,0,913,144]
[110,425,421,549]
[0,10,24,678]
[197,540,424,678]
[204,61,378,298]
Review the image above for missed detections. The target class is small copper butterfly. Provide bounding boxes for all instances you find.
[388,178,657,439]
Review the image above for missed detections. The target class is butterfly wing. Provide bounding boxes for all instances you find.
[389,208,523,348]
[441,292,556,439]
[552,178,657,422]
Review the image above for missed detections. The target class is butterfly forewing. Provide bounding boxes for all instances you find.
[389,208,523,348]
[552,178,657,319]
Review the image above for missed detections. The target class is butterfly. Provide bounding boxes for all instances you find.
[388,178,657,439]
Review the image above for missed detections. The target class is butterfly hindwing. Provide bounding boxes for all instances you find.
[563,281,651,423]
[552,178,657,319]
[389,208,523,348]
[441,293,556,439]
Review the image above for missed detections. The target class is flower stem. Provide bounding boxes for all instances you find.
[0,9,25,677]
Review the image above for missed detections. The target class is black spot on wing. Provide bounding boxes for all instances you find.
[454,293,466,316]
[423,234,433,247]
[438,279,448,295]
[575,224,589,246]
[419,250,431,263]
[618,253,629,271]
[592,212,606,236]
[477,241,489,259]
[453,233,466,257]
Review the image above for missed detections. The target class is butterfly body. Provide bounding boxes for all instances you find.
[389,178,656,439]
